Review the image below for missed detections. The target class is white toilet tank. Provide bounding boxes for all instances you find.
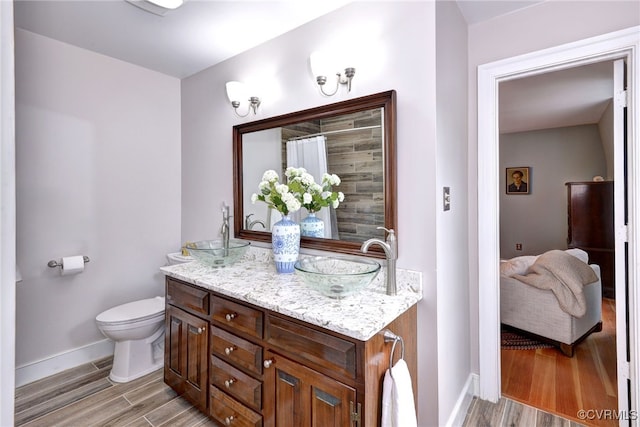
[166,252,193,265]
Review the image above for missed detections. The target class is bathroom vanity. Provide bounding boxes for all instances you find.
[161,248,421,427]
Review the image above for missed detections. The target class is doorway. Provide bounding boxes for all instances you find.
[477,26,639,420]
[497,60,618,423]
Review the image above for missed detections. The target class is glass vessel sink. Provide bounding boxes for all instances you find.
[294,256,381,298]
[185,239,250,267]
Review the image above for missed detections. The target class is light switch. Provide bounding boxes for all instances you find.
[443,187,451,211]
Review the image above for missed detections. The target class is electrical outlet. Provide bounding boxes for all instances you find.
[516,243,523,251]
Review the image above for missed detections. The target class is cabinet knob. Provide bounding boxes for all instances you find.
[196,326,205,334]
[263,358,274,369]
[224,346,236,356]
[224,415,235,425]
[225,312,237,322]
[224,378,236,388]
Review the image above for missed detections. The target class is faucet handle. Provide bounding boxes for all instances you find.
[377,227,396,247]
[377,226,395,236]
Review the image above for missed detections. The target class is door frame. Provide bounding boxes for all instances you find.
[477,26,639,414]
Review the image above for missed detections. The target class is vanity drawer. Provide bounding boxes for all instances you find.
[210,386,262,427]
[166,279,209,316]
[211,355,262,411]
[266,315,357,379]
[211,296,263,339]
[211,326,263,376]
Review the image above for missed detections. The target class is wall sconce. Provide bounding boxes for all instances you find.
[225,81,261,117]
[310,51,356,96]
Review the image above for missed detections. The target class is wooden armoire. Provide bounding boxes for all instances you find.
[566,181,615,299]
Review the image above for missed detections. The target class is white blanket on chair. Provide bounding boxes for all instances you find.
[512,249,598,317]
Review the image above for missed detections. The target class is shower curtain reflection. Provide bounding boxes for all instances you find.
[286,135,337,239]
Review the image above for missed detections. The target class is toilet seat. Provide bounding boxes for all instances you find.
[96,296,165,327]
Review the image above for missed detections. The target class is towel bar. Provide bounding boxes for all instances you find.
[383,329,405,369]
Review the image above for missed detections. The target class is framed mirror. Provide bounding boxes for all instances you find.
[233,90,396,258]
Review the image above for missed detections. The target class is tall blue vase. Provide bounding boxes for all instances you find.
[271,214,300,273]
[300,212,325,238]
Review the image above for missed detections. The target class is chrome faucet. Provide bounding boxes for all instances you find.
[361,227,397,296]
[245,214,266,230]
[221,204,231,256]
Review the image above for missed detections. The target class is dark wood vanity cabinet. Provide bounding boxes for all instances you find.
[164,305,209,412]
[164,277,417,427]
[263,349,356,426]
[566,181,615,298]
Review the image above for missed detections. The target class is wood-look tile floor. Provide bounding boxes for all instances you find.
[15,357,215,427]
[463,396,585,427]
[15,354,584,427]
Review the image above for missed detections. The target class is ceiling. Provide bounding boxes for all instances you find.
[14,0,352,79]
[13,0,614,134]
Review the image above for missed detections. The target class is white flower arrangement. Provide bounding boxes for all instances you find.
[252,167,345,216]
[285,166,345,213]
[251,170,302,216]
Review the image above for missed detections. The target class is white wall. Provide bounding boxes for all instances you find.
[500,125,607,259]
[14,29,181,373]
[0,0,16,424]
[467,0,640,374]
[181,2,439,425]
[435,1,471,424]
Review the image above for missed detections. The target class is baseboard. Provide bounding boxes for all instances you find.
[444,373,479,427]
[15,339,114,387]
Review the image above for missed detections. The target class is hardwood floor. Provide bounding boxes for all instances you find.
[15,358,215,427]
[501,298,618,427]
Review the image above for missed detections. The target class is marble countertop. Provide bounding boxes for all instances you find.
[160,247,422,341]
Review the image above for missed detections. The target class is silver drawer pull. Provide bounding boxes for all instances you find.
[225,415,235,425]
[224,346,236,356]
[197,327,205,334]
[263,358,274,369]
[225,312,237,322]
[224,378,236,388]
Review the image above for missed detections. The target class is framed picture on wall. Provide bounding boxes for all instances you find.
[506,167,530,194]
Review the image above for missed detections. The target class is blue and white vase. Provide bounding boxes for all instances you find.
[300,212,324,238]
[271,214,300,273]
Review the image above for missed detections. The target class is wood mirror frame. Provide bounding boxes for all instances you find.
[233,90,396,258]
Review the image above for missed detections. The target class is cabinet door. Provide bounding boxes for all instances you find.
[263,351,357,427]
[164,305,208,411]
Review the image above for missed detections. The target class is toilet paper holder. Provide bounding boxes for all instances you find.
[47,256,90,268]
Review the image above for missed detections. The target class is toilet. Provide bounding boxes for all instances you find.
[96,296,165,383]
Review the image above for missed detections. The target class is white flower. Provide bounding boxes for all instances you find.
[330,174,341,186]
[332,199,339,209]
[275,184,289,195]
[338,192,345,202]
[321,191,331,200]
[282,192,301,213]
[251,193,258,203]
[285,166,306,179]
[303,193,312,204]
[300,172,315,186]
[262,170,279,183]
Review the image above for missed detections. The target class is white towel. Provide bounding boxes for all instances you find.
[381,359,417,427]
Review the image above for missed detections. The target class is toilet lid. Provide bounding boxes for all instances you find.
[96,296,165,323]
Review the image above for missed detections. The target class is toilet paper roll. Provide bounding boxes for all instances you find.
[61,256,85,276]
